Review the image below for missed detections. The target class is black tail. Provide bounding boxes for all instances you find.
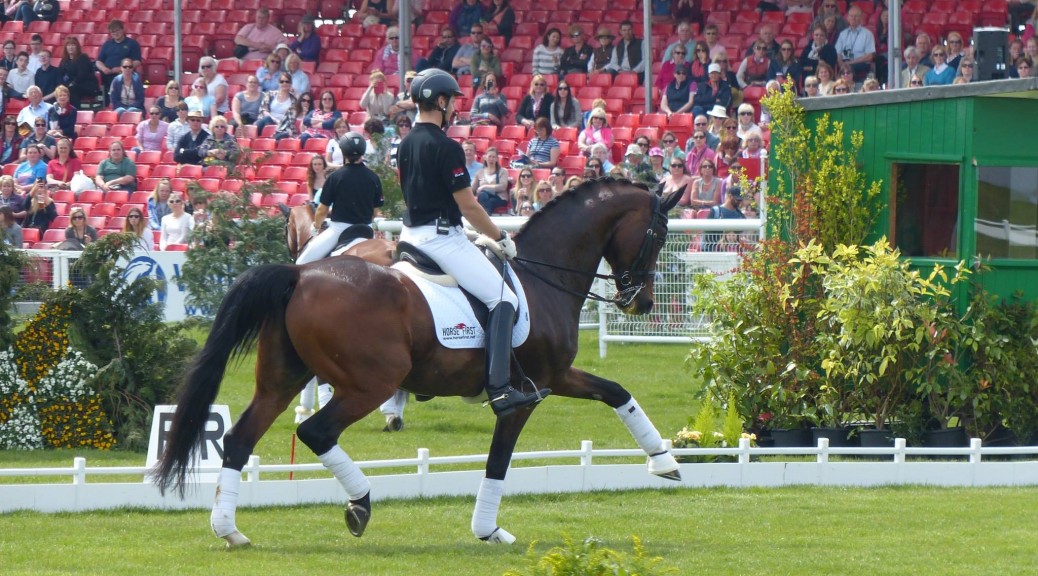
[149,264,300,497]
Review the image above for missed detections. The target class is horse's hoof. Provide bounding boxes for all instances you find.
[345,494,371,538]
[382,415,403,432]
[222,531,252,549]
[479,527,516,544]
[647,451,682,481]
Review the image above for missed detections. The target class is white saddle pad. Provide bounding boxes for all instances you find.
[391,261,531,349]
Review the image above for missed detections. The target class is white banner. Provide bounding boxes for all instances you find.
[120,251,214,322]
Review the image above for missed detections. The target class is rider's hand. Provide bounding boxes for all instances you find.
[475,233,515,260]
[498,233,517,259]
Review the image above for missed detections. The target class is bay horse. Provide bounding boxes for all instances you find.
[152,178,683,548]
[282,202,396,265]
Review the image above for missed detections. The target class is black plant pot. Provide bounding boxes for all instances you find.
[812,427,856,447]
[858,428,895,448]
[770,427,813,448]
[922,426,969,448]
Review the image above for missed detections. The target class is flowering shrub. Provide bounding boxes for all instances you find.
[0,301,116,450]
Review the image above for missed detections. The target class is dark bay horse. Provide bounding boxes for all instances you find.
[152,178,683,548]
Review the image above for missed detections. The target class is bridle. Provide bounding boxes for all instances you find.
[512,193,666,308]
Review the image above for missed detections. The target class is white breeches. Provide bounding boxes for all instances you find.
[296,221,358,265]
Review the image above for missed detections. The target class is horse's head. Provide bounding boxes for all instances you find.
[606,183,682,315]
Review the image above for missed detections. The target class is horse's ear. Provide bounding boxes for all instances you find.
[660,187,683,213]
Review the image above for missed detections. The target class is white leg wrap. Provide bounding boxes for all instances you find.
[379,390,408,417]
[471,477,509,540]
[615,398,667,455]
[317,383,333,409]
[210,468,241,538]
[318,446,370,501]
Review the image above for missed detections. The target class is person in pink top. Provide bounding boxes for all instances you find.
[234,8,288,61]
[136,105,169,152]
[371,26,401,75]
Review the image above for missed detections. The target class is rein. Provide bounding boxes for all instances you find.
[511,193,663,308]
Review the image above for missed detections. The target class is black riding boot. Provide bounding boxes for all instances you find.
[485,302,550,417]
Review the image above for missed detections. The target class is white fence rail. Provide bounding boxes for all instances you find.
[2,439,1036,513]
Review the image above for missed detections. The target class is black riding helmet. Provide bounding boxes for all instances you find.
[409,69,463,127]
[338,131,366,160]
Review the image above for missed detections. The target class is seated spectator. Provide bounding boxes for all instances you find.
[469,73,509,127]
[34,50,61,102]
[0,115,20,164]
[702,24,726,61]
[560,25,593,76]
[802,75,821,97]
[361,118,385,164]
[0,41,13,71]
[740,132,765,159]
[57,37,99,109]
[13,143,47,193]
[473,147,510,214]
[512,167,535,207]
[174,110,210,164]
[296,92,313,132]
[716,131,741,174]
[860,77,881,91]
[663,21,696,64]
[449,0,485,36]
[290,15,321,63]
[94,141,136,192]
[46,136,79,190]
[360,70,396,123]
[660,66,694,117]
[737,42,771,88]
[834,6,875,82]
[900,46,930,88]
[715,54,740,97]
[184,79,217,120]
[837,63,856,89]
[515,74,553,128]
[655,43,689,91]
[462,140,482,180]
[620,143,653,182]
[198,116,240,167]
[660,130,686,166]
[550,81,582,128]
[648,147,666,180]
[46,85,76,139]
[234,8,287,61]
[660,154,693,203]
[386,115,410,168]
[830,78,852,94]
[387,70,418,124]
[589,26,615,74]
[300,90,342,146]
[254,73,297,136]
[108,57,144,115]
[816,61,836,95]
[799,26,839,87]
[285,54,310,98]
[565,175,582,190]
[746,23,781,60]
[134,106,169,152]
[121,205,151,251]
[159,191,193,250]
[8,51,31,97]
[578,107,613,156]
[945,30,965,72]
[16,0,58,30]
[64,206,97,250]
[20,181,55,233]
[154,81,183,122]
[147,178,172,230]
[925,48,956,86]
[1017,56,1034,78]
[325,118,350,169]
[523,117,560,169]
[166,103,191,152]
[546,166,567,195]
[20,116,55,161]
[0,205,22,246]
[371,26,401,76]
[688,41,712,86]
[229,76,263,132]
[735,103,761,141]
[96,20,141,107]
[671,0,702,29]
[0,175,25,221]
[198,57,229,116]
[769,40,801,85]
[812,0,848,40]
[704,186,745,251]
[532,27,564,76]
[679,159,720,210]
[692,63,731,117]
[416,29,460,73]
[589,142,614,173]
[452,22,485,76]
[256,52,283,92]
[355,0,398,27]
[706,106,727,140]
[487,0,515,47]
[957,58,975,83]
[470,38,502,89]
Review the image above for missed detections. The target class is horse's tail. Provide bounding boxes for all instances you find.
[150,264,300,497]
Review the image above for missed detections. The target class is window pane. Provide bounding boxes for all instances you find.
[976,167,1038,259]
[892,163,960,257]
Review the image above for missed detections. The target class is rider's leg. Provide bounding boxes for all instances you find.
[295,221,351,265]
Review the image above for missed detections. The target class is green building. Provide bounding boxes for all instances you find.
[796,78,1038,300]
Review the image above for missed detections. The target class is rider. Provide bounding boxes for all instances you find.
[295,132,384,265]
[397,68,550,417]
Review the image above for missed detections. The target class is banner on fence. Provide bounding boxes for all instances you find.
[120,251,213,321]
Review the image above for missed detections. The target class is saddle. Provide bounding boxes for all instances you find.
[329,223,375,256]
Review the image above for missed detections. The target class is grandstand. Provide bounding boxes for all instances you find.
[6,0,1014,248]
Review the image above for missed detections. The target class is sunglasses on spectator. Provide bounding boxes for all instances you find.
[34,122,45,126]
[805,82,819,87]
[72,215,85,220]
[520,173,533,178]
[671,163,684,167]
[200,64,212,69]
[693,135,705,139]
[188,118,202,122]
[128,214,141,219]
[910,79,923,85]
[534,82,546,86]
[388,36,399,40]
[674,50,685,55]
[739,111,752,116]
[169,199,183,204]
[695,122,707,126]
[662,138,675,144]
[551,171,565,176]
[834,87,849,92]
[701,164,714,169]
[558,86,569,91]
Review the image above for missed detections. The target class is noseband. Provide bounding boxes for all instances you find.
[513,193,666,308]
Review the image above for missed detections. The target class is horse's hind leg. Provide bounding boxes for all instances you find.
[211,329,309,548]
[472,408,536,544]
[558,368,681,481]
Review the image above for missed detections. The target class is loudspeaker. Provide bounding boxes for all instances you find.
[973,27,1010,81]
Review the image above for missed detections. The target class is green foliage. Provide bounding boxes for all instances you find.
[721,394,745,447]
[504,534,677,576]
[0,240,27,348]
[690,394,719,449]
[369,132,404,218]
[49,233,198,450]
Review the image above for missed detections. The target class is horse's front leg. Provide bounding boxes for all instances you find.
[471,408,535,544]
[561,368,681,481]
